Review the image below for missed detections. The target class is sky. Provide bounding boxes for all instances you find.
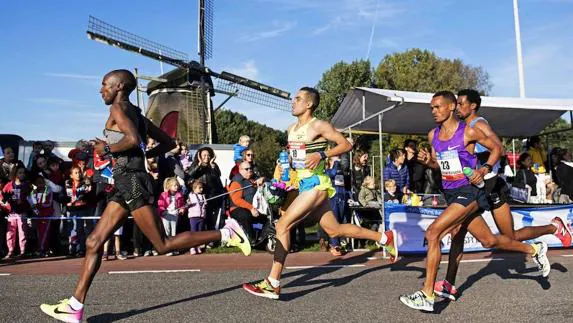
[0,0,572,141]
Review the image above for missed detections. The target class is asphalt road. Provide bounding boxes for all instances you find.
[1,250,572,322]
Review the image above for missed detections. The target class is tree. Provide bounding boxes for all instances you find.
[214,109,287,178]
[374,49,491,94]
[315,60,372,120]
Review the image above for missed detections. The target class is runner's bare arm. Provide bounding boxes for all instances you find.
[305,120,352,170]
[144,118,176,158]
[418,129,440,169]
[475,120,506,155]
[466,126,502,170]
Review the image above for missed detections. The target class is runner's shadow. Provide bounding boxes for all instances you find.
[433,253,552,314]
[87,284,242,323]
[279,251,424,301]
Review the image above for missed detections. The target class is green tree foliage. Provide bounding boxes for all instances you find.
[374,48,491,94]
[214,109,287,178]
[315,59,372,121]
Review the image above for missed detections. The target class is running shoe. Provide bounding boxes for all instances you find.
[222,218,252,256]
[243,278,280,300]
[399,290,434,312]
[40,299,83,323]
[552,217,572,247]
[377,230,399,263]
[532,241,551,278]
[434,280,458,301]
[330,246,343,256]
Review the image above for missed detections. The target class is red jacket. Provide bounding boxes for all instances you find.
[2,180,31,214]
[157,191,186,217]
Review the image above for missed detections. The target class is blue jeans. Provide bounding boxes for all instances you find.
[329,195,346,247]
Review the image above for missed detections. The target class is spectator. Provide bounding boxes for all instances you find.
[555,149,573,203]
[179,142,192,172]
[324,155,346,256]
[31,154,50,178]
[42,140,63,165]
[383,148,410,194]
[102,226,127,261]
[526,136,547,170]
[65,165,92,257]
[513,153,538,198]
[187,180,206,255]
[26,141,44,171]
[228,161,264,243]
[351,151,370,196]
[3,165,31,259]
[186,147,225,231]
[0,177,10,258]
[233,135,251,164]
[29,175,56,257]
[157,143,185,187]
[383,179,402,203]
[157,177,186,256]
[359,176,380,207]
[403,139,426,193]
[0,146,24,181]
[229,149,259,180]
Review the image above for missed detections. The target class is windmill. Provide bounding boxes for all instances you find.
[86,0,291,144]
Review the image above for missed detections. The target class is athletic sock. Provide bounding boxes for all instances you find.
[267,276,280,288]
[68,296,84,311]
[379,232,388,245]
[421,290,435,300]
[220,228,231,244]
[551,221,559,232]
[531,243,540,256]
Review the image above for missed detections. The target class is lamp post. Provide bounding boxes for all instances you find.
[513,0,526,98]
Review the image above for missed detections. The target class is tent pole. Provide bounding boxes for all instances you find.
[378,113,386,258]
[362,90,366,120]
[512,139,516,176]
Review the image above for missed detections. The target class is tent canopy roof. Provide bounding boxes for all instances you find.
[331,88,573,137]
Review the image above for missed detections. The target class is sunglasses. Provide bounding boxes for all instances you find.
[241,168,253,171]
[246,153,254,157]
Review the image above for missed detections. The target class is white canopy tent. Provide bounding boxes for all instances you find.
[332,88,573,137]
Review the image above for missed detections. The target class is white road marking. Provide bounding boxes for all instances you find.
[108,269,200,274]
[0,273,11,276]
[285,265,366,269]
[441,258,504,264]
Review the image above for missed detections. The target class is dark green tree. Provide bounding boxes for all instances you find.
[214,109,287,178]
[315,59,373,121]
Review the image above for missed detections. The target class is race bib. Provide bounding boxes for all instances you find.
[289,142,306,169]
[436,150,464,181]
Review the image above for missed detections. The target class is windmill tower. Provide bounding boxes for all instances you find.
[86,0,291,144]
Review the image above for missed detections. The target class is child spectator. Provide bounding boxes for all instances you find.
[29,175,55,257]
[187,180,206,255]
[102,226,127,261]
[0,177,12,257]
[65,165,92,257]
[180,142,192,172]
[157,177,186,256]
[359,176,381,207]
[3,165,31,259]
[383,179,402,203]
[233,135,251,164]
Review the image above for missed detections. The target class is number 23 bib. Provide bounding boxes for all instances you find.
[436,150,464,181]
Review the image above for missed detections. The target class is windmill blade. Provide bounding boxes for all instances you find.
[215,72,291,112]
[87,16,190,69]
[198,0,214,64]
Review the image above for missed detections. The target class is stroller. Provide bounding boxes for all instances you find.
[251,181,288,253]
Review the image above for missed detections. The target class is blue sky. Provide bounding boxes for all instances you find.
[1,0,572,141]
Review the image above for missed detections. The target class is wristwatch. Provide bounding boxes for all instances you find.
[103,143,112,156]
[482,163,493,173]
[318,151,328,160]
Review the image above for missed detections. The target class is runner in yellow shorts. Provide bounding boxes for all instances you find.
[242,86,399,300]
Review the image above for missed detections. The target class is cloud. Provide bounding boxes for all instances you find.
[44,72,100,80]
[226,60,260,80]
[239,21,296,42]
[25,98,98,109]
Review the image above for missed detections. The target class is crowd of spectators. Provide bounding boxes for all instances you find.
[0,133,571,261]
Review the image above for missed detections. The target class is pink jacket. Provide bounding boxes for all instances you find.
[157,191,186,217]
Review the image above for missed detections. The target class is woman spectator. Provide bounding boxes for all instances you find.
[555,149,573,203]
[186,147,225,231]
[31,154,51,178]
[0,146,24,181]
[526,136,547,169]
[65,165,92,257]
[324,155,346,256]
[351,151,370,197]
[513,153,538,198]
